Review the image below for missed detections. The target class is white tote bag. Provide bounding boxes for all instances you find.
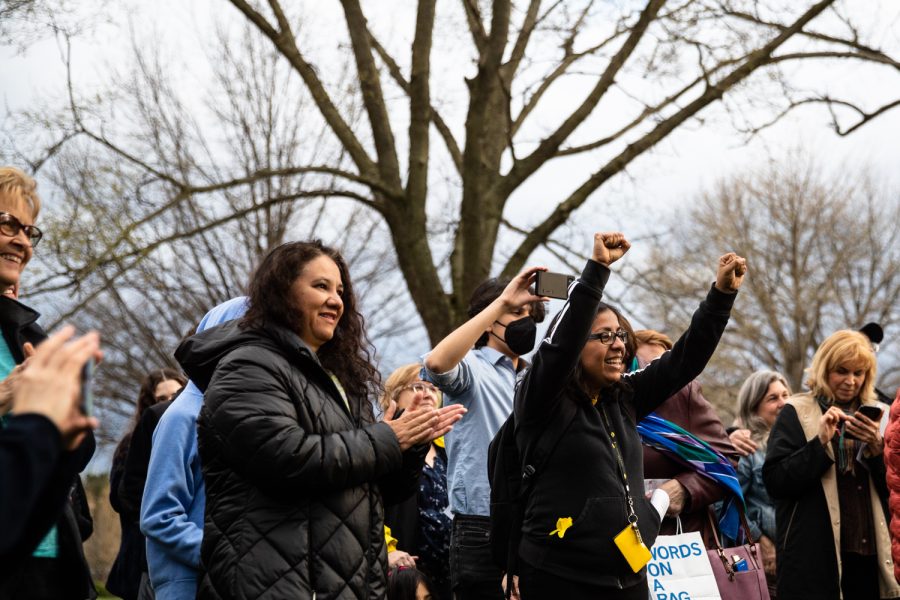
[647,528,722,600]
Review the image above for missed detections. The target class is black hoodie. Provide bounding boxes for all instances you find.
[514,260,736,589]
[0,296,96,599]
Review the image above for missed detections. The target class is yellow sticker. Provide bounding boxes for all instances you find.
[549,517,573,538]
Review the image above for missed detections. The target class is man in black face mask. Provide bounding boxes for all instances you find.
[422,268,548,600]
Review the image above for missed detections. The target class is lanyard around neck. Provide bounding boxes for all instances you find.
[599,403,640,527]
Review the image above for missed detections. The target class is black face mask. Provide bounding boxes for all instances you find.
[492,316,537,356]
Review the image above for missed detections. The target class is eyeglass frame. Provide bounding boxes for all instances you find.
[587,329,629,345]
[391,381,441,399]
[0,212,43,248]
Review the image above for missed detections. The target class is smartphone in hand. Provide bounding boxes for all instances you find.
[534,271,575,300]
[843,405,883,441]
[80,357,94,417]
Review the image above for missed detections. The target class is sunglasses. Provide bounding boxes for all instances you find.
[0,212,42,248]
[587,329,629,345]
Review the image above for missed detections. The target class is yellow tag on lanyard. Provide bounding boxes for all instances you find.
[613,523,652,573]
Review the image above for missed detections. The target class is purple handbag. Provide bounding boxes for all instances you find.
[707,512,771,600]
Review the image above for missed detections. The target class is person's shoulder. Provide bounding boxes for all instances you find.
[784,392,814,408]
[215,336,294,377]
[164,385,202,415]
[473,346,511,369]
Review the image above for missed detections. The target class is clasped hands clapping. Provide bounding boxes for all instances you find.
[385,391,466,451]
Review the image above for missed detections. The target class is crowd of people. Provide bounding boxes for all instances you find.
[1,163,899,600]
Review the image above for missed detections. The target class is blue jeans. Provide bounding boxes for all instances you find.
[450,515,504,600]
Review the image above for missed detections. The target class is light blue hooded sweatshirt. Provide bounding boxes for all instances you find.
[140,297,248,599]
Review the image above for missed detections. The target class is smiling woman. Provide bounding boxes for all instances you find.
[510,232,745,600]
[0,167,42,297]
[175,240,466,600]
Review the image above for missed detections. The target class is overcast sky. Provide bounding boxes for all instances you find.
[2,1,899,471]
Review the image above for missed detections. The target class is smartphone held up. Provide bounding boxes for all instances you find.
[534,271,575,300]
[80,357,94,417]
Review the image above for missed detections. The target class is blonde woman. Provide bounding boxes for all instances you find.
[382,364,452,600]
[764,330,898,600]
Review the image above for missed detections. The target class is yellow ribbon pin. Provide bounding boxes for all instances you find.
[549,517,573,538]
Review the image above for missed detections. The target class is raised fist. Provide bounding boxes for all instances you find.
[592,232,631,266]
[715,252,747,293]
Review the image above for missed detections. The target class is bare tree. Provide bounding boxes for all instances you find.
[4,24,408,441]
[6,0,900,350]
[628,152,900,418]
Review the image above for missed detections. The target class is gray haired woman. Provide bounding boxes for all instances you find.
[734,370,791,594]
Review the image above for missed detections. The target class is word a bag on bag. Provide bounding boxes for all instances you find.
[647,518,722,600]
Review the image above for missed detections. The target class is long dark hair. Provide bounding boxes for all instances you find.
[545,301,636,397]
[387,567,437,600]
[113,367,187,463]
[241,240,380,401]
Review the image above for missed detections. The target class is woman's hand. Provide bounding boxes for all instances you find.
[592,232,630,266]
[847,411,884,456]
[0,342,36,416]
[388,550,417,569]
[759,535,777,577]
[12,326,100,450]
[499,266,548,311]
[714,253,748,293]
[729,428,759,457]
[430,403,467,440]
[385,392,466,450]
[502,574,520,600]
[658,479,688,517]
[817,406,848,446]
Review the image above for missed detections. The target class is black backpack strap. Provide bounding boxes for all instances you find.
[505,399,580,589]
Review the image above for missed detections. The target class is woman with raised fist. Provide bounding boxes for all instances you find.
[512,232,746,599]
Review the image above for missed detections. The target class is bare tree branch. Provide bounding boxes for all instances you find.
[339,0,403,191]
[499,0,668,198]
[407,0,437,208]
[366,22,464,172]
[461,0,489,53]
[227,0,380,178]
[501,0,838,278]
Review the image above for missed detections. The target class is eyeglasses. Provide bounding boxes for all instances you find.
[395,382,440,397]
[587,329,629,345]
[0,212,42,248]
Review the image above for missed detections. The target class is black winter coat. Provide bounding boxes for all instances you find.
[107,399,172,600]
[176,320,424,600]
[514,260,736,589]
[0,297,96,599]
[763,395,900,600]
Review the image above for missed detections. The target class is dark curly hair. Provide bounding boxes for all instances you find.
[241,240,380,402]
[467,277,547,349]
[113,367,187,463]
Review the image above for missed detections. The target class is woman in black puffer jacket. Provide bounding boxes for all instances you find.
[176,241,465,600]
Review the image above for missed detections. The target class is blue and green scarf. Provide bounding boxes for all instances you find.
[637,412,744,541]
